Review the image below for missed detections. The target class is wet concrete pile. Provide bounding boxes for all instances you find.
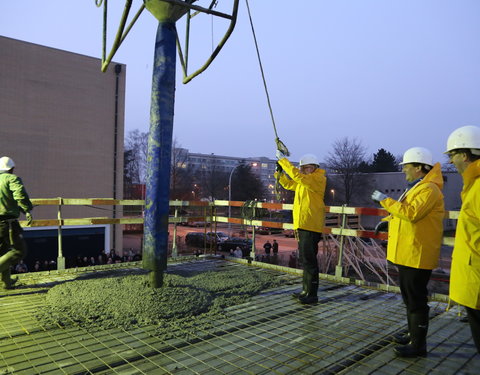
[38,266,284,340]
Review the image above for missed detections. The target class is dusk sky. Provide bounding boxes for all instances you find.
[2,1,479,164]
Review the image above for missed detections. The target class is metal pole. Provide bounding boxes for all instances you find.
[57,198,65,270]
[228,165,238,234]
[335,205,348,278]
[172,207,178,258]
[143,21,176,288]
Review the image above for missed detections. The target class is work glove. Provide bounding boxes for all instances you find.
[26,212,33,226]
[374,221,388,235]
[371,190,388,203]
[275,162,283,173]
[276,150,286,160]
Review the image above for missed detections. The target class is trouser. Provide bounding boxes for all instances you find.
[397,264,431,348]
[0,220,27,284]
[397,264,432,315]
[298,229,322,297]
[466,307,480,354]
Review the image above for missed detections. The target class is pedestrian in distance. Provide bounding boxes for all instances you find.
[444,125,480,354]
[263,240,272,256]
[372,147,445,358]
[0,156,33,290]
[275,151,326,304]
[14,259,28,273]
[272,239,279,255]
[233,246,243,258]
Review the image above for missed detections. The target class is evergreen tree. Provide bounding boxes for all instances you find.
[358,160,373,173]
[371,148,398,172]
[231,161,265,201]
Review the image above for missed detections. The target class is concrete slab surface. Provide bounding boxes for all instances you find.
[0,259,478,374]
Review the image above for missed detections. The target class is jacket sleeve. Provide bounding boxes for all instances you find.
[278,158,326,192]
[380,183,440,223]
[10,176,33,214]
[275,171,297,191]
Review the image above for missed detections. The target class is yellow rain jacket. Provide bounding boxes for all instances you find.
[275,158,326,233]
[380,163,444,270]
[450,159,480,310]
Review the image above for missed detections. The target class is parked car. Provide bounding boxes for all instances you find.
[217,237,253,253]
[207,231,229,243]
[255,226,283,235]
[185,232,209,247]
[187,221,210,227]
[283,229,295,238]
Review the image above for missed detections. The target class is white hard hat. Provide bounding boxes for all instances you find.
[299,154,319,166]
[445,125,480,155]
[0,156,15,171]
[399,147,433,167]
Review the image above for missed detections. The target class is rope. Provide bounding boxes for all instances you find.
[274,164,283,201]
[244,0,289,157]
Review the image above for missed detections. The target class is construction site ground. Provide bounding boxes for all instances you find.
[0,258,478,375]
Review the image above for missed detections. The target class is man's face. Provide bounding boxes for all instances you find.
[300,164,317,175]
[448,151,469,174]
[402,163,422,182]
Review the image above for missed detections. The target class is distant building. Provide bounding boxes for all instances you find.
[0,36,125,252]
[185,152,280,202]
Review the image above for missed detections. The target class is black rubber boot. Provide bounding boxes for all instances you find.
[292,291,307,299]
[297,266,319,304]
[393,312,412,345]
[394,312,428,357]
[1,269,17,290]
[298,294,318,304]
[393,332,410,345]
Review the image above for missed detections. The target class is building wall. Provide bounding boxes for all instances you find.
[0,36,125,250]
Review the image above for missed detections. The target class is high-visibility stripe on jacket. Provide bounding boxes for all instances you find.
[380,163,444,270]
[275,158,326,233]
[450,159,480,310]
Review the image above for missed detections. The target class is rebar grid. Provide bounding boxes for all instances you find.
[0,260,479,375]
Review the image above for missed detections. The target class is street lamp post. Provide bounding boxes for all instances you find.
[228,165,240,233]
[331,189,335,205]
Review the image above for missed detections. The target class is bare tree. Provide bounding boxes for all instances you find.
[194,155,229,201]
[170,138,194,199]
[125,129,148,183]
[325,137,368,205]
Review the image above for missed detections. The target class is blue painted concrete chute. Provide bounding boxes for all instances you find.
[143,20,177,287]
[96,1,240,288]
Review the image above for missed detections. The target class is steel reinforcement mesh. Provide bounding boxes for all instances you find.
[0,259,478,375]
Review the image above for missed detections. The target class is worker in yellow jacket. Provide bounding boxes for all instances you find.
[275,152,326,304]
[445,125,480,354]
[372,147,444,358]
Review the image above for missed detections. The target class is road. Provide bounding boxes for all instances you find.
[123,224,299,255]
